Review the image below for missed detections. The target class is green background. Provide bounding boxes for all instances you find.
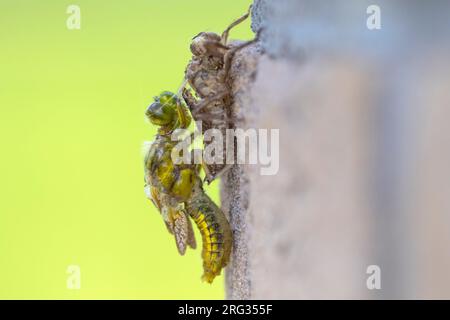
[0,0,253,299]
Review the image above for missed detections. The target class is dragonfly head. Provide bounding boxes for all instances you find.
[146,92,178,126]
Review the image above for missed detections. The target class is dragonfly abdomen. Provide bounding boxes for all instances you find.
[186,190,232,283]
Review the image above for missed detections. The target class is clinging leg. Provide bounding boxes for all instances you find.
[220,5,252,45]
[222,29,262,82]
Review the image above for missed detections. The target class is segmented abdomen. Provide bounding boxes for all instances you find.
[186,190,232,283]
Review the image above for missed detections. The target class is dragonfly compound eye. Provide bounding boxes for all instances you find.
[145,92,178,126]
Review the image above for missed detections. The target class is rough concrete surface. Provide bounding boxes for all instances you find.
[221,42,261,300]
[222,0,450,299]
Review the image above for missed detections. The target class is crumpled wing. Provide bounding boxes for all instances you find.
[171,208,189,255]
[146,184,196,254]
[170,208,197,254]
[186,212,197,249]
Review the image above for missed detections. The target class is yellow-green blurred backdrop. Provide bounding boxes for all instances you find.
[0,0,253,299]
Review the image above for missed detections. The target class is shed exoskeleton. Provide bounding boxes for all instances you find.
[181,5,258,183]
